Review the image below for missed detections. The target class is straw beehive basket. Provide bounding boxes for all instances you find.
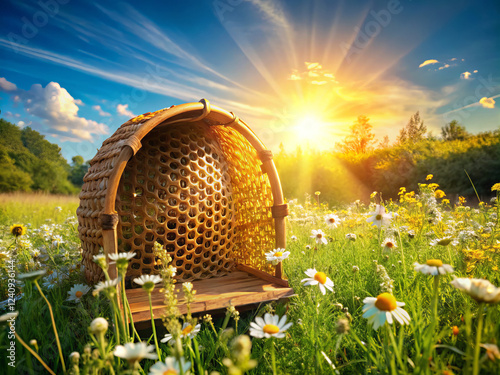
[77,100,289,286]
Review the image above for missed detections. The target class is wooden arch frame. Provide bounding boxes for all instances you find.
[98,99,289,283]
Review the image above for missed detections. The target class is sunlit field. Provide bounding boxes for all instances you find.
[0,193,79,228]
[1,181,499,374]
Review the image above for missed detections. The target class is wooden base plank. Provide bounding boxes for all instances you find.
[126,271,294,323]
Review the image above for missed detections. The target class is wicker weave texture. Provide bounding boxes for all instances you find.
[78,112,276,284]
[117,123,236,281]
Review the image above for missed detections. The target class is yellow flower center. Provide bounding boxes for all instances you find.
[314,272,327,284]
[75,291,83,298]
[375,214,382,220]
[426,259,443,267]
[11,225,25,237]
[329,218,335,223]
[263,324,280,334]
[274,252,283,257]
[316,233,323,238]
[163,370,178,375]
[385,242,395,248]
[374,293,397,311]
[182,324,193,336]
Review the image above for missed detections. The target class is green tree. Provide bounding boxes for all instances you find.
[441,120,469,141]
[336,115,375,154]
[0,148,33,192]
[397,111,427,145]
[69,155,89,186]
[0,119,79,194]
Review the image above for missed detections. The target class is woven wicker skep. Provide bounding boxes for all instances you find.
[78,103,279,286]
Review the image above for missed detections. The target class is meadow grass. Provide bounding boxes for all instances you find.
[0,193,79,227]
[0,185,499,374]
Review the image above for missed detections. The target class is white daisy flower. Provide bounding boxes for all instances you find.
[451,277,500,304]
[93,278,120,296]
[18,269,47,282]
[249,313,292,339]
[93,254,106,262]
[362,293,411,330]
[42,271,68,289]
[113,342,157,364]
[148,356,191,375]
[161,322,201,344]
[324,214,341,228]
[366,205,392,228]
[413,259,454,276]
[290,235,297,242]
[108,251,136,265]
[133,274,162,293]
[52,235,64,247]
[92,254,107,269]
[381,238,397,252]
[301,268,334,295]
[66,283,91,302]
[311,229,328,245]
[265,248,290,265]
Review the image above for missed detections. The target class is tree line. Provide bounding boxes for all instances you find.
[0,118,88,194]
[1,114,498,204]
[276,112,500,204]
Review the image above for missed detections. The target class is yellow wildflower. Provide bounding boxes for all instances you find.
[10,224,27,237]
[428,183,439,191]
[426,174,433,180]
[434,190,446,199]
[491,183,500,192]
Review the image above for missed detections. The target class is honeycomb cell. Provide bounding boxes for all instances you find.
[115,122,237,282]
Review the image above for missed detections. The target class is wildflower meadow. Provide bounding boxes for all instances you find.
[1,180,500,374]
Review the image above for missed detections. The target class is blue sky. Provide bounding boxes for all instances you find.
[0,0,499,162]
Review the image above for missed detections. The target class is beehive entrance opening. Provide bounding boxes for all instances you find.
[116,122,236,284]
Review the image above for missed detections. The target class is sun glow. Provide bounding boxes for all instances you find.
[292,113,326,141]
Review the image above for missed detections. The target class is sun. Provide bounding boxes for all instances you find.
[292,113,326,142]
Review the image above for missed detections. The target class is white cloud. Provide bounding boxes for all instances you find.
[479,97,495,109]
[74,98,84,105]
[2,79,109,142]
[460,71,472,80]
[288,62,338,85]
[116,103,135,117]
[473,70,478,73]
[92,104,111,117]
[0,77,18,91]
[438,64,450,70]
[419,59,439,68]
[306,62,322,70]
